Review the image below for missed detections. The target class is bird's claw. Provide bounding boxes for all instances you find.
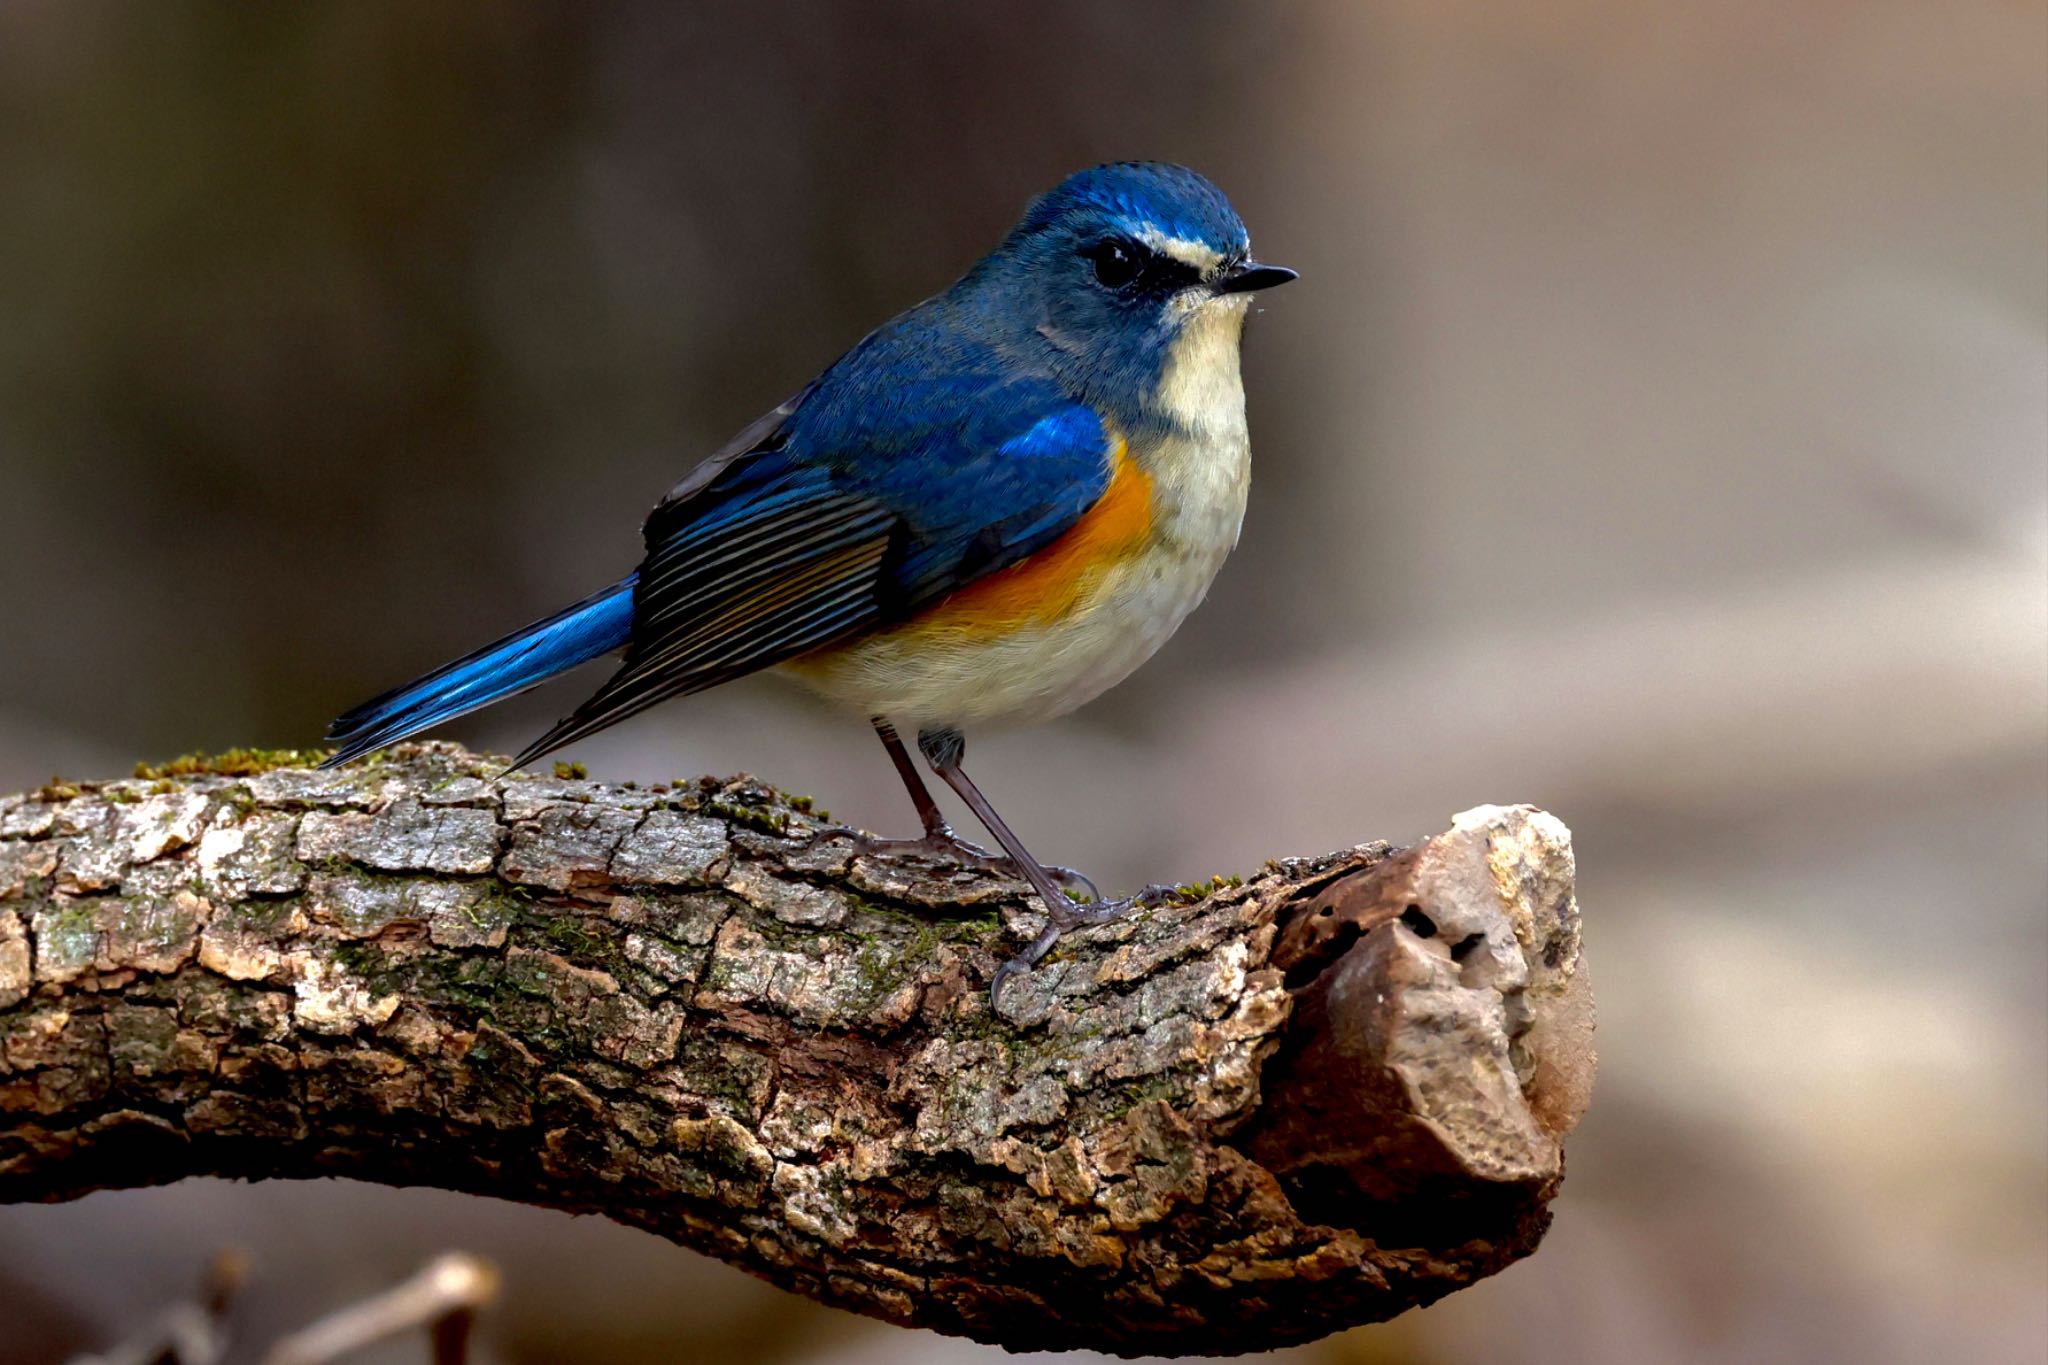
[811,830,1159,1013]
[988,890,1147,1012]
[819,824,1100,901]
[988,923,1062,1010]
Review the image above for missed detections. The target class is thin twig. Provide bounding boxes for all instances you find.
[260,1253,500,1365]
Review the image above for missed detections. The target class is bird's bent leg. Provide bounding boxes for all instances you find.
[873,716,950,836]
[917,726,1136,1005]
[826,719,1099,901]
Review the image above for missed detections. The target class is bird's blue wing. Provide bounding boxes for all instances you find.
[510,346,1111,765]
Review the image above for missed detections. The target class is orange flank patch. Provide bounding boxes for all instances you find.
[914,443,1155,637]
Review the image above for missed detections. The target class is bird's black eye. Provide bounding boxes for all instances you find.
[1085,239,1145,290]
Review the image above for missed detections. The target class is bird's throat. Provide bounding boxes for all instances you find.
[1153,296,1250,444]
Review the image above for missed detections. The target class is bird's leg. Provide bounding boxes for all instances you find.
[916,726,1143,1006]
[871,715,952,838]
[829,718,1098,901]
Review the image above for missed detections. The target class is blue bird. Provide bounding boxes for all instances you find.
[324,162,1295,1000]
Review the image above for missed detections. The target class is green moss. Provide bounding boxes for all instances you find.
[534,913,603,959]
[674,1034,776,1114]
[327,940,384,978]
[1097,1073,1182,1121]
[452,894,516,940]
[432,956,513,1014]
[839,893,1005,949]
[839,916,947,1016]
[1164,873,1246,905]
[211,897,302,936]
[496,894,638,979]
[552,760,589,781]
[699,798,792,836]
[332,940,506,1016]
[133,747,332,780]
[661,773,834,831]
[33,901,97,972]
[699,951,737,994]
[32,778,82,802]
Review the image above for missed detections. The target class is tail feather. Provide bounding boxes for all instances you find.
[322,576,637,768]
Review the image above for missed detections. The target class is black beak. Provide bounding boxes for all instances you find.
[1213,261,1299,295]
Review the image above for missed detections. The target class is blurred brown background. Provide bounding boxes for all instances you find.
[2,2,2043,1362]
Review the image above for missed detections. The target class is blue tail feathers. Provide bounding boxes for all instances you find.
[322,576,637,768]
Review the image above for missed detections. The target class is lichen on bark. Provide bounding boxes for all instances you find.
[0,743,1593,1356]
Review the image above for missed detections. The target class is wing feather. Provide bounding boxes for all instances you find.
[509,534,888,768]
[510,332,1119,769]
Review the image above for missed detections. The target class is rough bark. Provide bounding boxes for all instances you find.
[0,743,1594,1356]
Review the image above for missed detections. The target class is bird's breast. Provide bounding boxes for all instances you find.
[783,424,1249,728]
[910,436,1158,638]
[780,300,1255,727]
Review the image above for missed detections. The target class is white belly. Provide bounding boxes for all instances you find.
[785,523,1236,727]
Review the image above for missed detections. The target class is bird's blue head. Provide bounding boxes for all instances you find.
[960,162,1296,434]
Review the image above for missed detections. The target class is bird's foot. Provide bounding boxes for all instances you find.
[820,824,1100,902]
[988,883,1177,1011]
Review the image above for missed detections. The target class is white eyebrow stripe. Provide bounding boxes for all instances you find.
[1135,226,1225,271]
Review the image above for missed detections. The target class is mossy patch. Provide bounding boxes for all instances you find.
[331,940,507,1016]
[674,1033,776,1115]
[31,900,98,974]
[133,748,334,780]
[844,918,944,1015]
[1165,874,1245,905]
[698,798,794,837]
[1095,1074,1183,1121]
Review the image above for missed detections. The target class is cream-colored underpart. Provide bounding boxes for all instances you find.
[1156,291,1251,444]
[782,296,1253,729]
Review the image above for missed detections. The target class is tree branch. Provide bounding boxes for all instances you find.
[0,743,1594,1356]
